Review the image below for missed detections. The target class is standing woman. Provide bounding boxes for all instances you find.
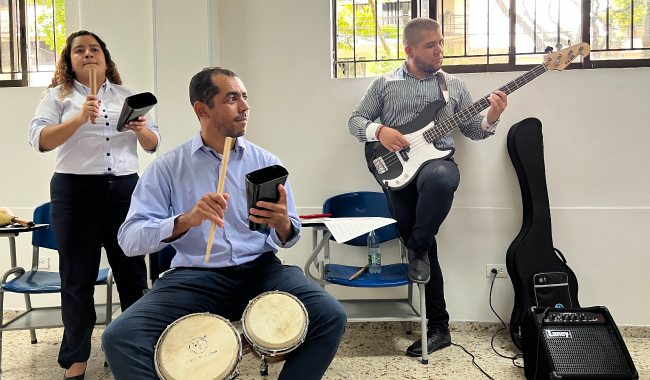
[28,30,159,379]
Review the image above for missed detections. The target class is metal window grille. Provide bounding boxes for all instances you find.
[1,0,65,87]
[333,0,650,77]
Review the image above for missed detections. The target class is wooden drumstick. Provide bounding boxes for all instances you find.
[89,68,98,124]
[349,264,369,281]
[205,137,234,263]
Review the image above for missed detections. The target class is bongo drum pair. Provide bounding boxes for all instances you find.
[154,291,309,380]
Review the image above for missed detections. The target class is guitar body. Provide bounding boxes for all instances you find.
[364,100,454,190]
[506,117,580,349]
[361,43,591,192]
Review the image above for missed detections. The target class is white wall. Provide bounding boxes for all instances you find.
[217,0,650,326]
[1,0,648,326]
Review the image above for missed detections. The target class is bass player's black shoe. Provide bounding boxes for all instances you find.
[407,248,430,284]
[406,328,451,357]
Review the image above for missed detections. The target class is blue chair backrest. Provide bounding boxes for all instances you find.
[32,202,57,250]
[323,191,398,246]
[158,245,176,273]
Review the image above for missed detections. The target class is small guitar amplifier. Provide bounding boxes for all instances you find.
[521,306,638,380]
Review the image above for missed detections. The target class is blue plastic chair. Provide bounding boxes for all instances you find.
[0,202,115,371]
[306,191,429,364]
[147,208,177,285]
[321,191,410,287]
[149,244,177,285]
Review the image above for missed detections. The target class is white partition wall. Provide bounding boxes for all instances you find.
[216,0,650,326]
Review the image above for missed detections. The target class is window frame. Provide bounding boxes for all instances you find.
[331,0,420,78]
[332,0,650,77]
[1,0,64,88]
[0,0,28,87]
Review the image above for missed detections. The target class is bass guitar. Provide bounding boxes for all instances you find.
[365,43,590,190]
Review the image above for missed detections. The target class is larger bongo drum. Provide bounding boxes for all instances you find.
[155,313,242,380]
[242,291,309,372]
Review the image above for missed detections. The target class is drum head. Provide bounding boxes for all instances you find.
[156,313,240,380]
[243,292,307,351]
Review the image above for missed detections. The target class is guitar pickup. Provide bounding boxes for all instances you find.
[373,157,388,174]
[399,146,411,161]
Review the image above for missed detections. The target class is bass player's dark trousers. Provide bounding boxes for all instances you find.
[384,159,460,331]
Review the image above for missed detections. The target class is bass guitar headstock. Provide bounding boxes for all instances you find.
[543,43,590,71]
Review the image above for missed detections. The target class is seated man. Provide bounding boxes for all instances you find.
[102,67,347,380]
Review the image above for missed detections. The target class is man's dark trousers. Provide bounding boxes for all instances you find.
[384,159,460,330]
[102,252,347,380]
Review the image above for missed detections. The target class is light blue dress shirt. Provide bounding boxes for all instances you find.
[118,131,301,268]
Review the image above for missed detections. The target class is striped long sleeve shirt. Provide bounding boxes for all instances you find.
[348,62,497,150]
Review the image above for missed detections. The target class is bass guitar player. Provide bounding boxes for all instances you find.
[347,17,508,358]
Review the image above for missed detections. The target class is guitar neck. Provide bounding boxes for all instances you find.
[426,64,548,141]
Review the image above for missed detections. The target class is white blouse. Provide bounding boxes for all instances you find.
[29,79,161,175]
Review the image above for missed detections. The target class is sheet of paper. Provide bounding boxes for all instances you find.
[323,217,396,244]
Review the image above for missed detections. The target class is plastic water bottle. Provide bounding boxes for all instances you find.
[367,230,381,274]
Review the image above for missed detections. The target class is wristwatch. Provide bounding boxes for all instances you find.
[487,117,500,127]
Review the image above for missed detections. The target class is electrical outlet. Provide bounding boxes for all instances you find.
[38,257,50,269]
[486,264,507,278]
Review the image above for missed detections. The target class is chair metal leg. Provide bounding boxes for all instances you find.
[106,270,114,324]
[419,284,428,365]
[406,321,413,335]
[23,294,37,344]
[312,230,319,271]
[1,291,4,375]
[319,260,326,290]
[8,238,17,269]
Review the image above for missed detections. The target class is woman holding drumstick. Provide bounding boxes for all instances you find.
[28,30,160,379]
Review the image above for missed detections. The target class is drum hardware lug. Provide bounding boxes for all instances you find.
[260,354,269,376]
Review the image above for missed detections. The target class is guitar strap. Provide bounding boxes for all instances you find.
[437,71,449,103]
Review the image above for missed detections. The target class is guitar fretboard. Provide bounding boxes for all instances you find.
[423,64,548,142]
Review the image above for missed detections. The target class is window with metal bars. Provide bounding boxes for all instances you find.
[1,0,65,87]
[333,0,650,77]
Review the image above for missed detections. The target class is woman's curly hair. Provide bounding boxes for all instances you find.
[47,30,122,101]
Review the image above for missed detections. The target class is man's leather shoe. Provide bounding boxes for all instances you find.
[407,248,430,284]
[406,328,451,357]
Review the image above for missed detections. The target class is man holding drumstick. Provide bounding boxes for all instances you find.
[102,67,346,380]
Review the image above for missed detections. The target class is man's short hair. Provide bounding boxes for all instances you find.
[403,18,441,48]
[189,67,238,109]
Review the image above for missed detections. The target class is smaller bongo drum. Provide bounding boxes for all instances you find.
[241,291,309,374]
[155,313,242,380]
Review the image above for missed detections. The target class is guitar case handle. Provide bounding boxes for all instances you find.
[554,248,567,264]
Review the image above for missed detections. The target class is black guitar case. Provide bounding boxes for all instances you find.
[506,117,580,349]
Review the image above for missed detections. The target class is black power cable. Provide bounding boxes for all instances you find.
[450,341,496,380]
[488,269,524,368]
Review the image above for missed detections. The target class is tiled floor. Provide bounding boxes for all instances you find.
[1,312,648,379]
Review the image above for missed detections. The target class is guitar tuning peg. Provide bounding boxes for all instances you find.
[544,46,554,53]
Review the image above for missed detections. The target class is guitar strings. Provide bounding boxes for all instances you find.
[375,64,550,171]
